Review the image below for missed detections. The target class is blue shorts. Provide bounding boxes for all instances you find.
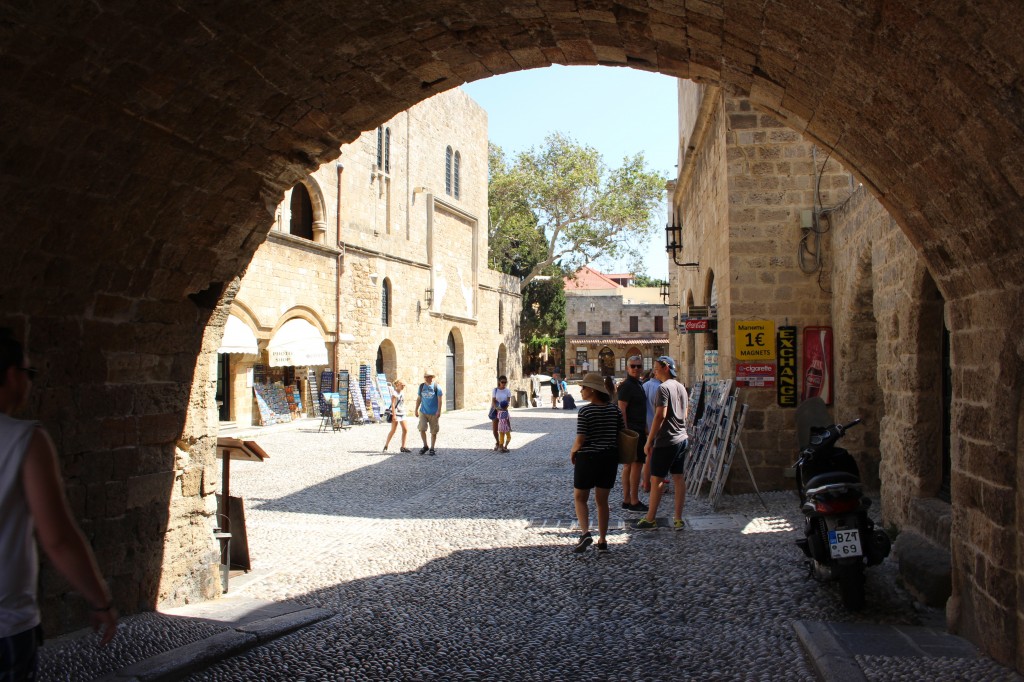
[650,440,687,478]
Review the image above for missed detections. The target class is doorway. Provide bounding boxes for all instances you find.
[446,332,456,411]
[216,354,231,422]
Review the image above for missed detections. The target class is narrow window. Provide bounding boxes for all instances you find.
[384,128,391,174]
[654,316,664,332]
[376,127,383,169]
[445,146,453,196]
[578,321,586,336]
[498,300,504,333]
[289,184,314,240]
[453,151,461,199]
[629,316,639,332]
[602,321,611,335]
[381,279,391,327]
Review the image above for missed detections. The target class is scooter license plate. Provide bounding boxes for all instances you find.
[828,529,862,558]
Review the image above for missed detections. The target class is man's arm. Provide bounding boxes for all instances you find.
[21,428,118,644]
[617,400,629,427]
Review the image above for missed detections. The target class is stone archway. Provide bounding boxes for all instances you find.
[2,2,1023,665]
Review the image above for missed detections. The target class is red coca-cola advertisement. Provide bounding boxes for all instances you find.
[801,326,833,405]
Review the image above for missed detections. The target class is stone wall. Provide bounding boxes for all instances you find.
[671,86,854,491]
[3,1,1023,670]
[175,88,521,607]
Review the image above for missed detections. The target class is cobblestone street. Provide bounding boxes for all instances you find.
[41,401,1018,681]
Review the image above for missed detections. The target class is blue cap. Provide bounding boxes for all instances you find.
[656,355,677,377]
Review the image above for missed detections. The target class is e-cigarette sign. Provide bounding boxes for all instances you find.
[777,326,797,407]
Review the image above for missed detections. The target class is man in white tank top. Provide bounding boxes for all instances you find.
[0,329,118,679]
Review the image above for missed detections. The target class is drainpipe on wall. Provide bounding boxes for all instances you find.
[335,162,345,377]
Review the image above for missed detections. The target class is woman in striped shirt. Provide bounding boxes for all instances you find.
[569,372,624,553]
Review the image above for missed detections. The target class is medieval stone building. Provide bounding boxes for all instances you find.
[563,267,670,378]
[667,80,970,655]
[209,89,521,427]
[2,2,1022,672]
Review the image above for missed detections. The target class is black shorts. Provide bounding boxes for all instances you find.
[573,449,618,490]
[650,440,687,478]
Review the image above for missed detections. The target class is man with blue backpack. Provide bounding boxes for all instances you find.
[414,369,443,455]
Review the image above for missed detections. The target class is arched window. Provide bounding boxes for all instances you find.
[384,128,391,174]
[453,151,461,199]
[376,127,383,169]
[289,184,314,240]
[381,278,391,327]
[445,146,453,196]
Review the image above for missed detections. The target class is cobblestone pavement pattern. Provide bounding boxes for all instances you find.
[38,399,1022,681]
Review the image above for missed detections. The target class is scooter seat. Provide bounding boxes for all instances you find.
[804,471,859,490]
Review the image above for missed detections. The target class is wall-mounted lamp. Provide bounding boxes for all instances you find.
[659,283,681,307]
[424,288,434,306]
[665,221,699,269]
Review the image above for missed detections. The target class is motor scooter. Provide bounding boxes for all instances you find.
[793,398,891,610]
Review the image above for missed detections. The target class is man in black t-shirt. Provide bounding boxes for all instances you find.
[616,355,649,513]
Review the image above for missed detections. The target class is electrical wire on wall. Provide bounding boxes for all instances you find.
[799,136,855,293]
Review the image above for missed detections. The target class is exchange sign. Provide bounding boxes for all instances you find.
[734,320,776,361]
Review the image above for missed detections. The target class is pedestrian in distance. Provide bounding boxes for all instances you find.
[489,375,512,451]
[496,400,512,453]
[617,355,650,514]
[550,371,562,409]
[414,370,443,455]
[382,379,410,453]
[0,328,119,681]
[570,372,624,554]
[636,356,689,531]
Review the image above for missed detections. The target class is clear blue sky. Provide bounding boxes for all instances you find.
[462,65,677,281]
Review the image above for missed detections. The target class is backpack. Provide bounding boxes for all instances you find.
[562,393,576,409]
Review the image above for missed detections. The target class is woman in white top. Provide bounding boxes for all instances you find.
[490,375,512,451]
[383,379,410,452]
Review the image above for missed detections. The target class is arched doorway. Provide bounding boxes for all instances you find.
[496,343,507,378]
[376,339,397,381]
[445,332,457,411]
[598,347,615,376]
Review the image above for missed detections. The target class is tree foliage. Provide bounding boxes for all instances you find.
[520,270,566,344]
[632,274,668,288]
[487,133,667,287]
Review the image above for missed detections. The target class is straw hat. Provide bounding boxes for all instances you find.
[579,372,610,396]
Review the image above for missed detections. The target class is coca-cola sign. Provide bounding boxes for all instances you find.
[684,319,709,331]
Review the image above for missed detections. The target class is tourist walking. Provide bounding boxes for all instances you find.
[550,371,562,409]
[636,357,689,531]
[0,329,119,680]
[489,375,511,451]
[570,372,624,553]
[617,356,649,513]
[414,370,443,455]
[496,400,512,453]
[382,379,410,453]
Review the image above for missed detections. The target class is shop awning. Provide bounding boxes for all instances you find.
[267,318,329,367]
[565,335,669,346]
[217,315,259,355]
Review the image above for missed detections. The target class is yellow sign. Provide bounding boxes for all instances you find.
[735,320,776,360]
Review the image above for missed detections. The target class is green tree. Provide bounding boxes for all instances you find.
[488,132,667,287]
[631,274,668,288]
[521,271,566,344]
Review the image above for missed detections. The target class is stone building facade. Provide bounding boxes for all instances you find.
[211,88,521,429]
[668,81,990,662]
[564,267,669,378]
[3,2,1024,671]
